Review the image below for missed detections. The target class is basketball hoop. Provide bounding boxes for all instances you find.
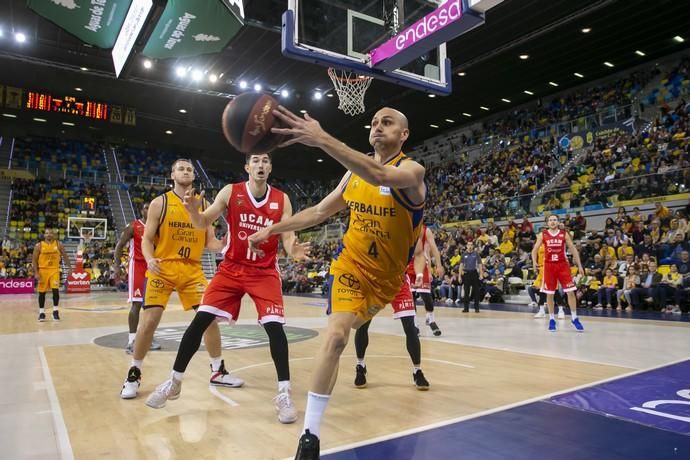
[328,68,373,116]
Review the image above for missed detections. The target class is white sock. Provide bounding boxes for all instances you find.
[303,392,330,438]
[357,359,366,367]
[39,307,45,314]
[128,333,136,343]
[571,310,578,320]
[172,371,184,381]
[53,305,59,311]
[537,306,545,313]
[549,313,555,320]
[278,380,290,393]
[210,356,223,372]
[426,312,434,322]
[131,359,143,369]
[413,366,421,373]
[558,307,565,314]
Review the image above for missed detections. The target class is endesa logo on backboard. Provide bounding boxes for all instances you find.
[66,271,91,293]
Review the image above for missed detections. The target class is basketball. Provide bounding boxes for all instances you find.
[221,92,285,154]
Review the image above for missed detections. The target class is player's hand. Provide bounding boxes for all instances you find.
[271,106,328,148]
[291,241,312,262]
[35,273,41,284]
[248,228,271,258]
[435,265,445,278]
[578,267,585,277]
[147,258,162,275]
[182,188,204,215]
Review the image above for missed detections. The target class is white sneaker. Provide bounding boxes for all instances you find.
[209,360,244,388]
[120,366,141,399]
[533,310,545,318]
[557,309,565,320]
[445,298,453,306]
[274,390,298,424]
[528,301,537,308]
[146,377,182,409]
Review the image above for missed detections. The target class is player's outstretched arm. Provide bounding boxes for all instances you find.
[271,106,425,190]
[279,194,311,261]
[182,184,232,229]
[565,233,585,276]
[112,224,133,274]
[249,174,348,254]
[58,242,72,272]
[143,196,163,275]
[531,233,543,269]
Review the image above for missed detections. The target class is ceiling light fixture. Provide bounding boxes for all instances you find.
[457,72,466,76]
[428,94,436,98]
[430,124,439,128]
[300,109,307,114]
[574,72,584,78]
[326,93,334,98]
[2,113,17,118]
[548,81,559,87]
[143,59,152,69]
[364,125,371,129]
[524,90,534,95]
[673,35,685,43]
[462,113,471,117]
[62,121,75,126]
[175,66,186,77]
[80,67,88,71]
[254,83,262,92]
[33,118,47,122]
[480,106,490,111]
[239,80,248,89]
[317,159,324,163]
[635,50,646,56]
[191,69,203,81]
[179,109,187,114]
[519,54,529,60]
[165,130,173,134]
[314,91,323,100]
[581,28,591,33]
[14,32,26,43]
[445,119,455,123]
[209,74,218,83]
[604,61,614,67]
[280,89,289,98]
[501,98,511,103]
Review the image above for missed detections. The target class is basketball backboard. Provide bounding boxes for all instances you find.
[283,0,490,96]
[67,217,108,241]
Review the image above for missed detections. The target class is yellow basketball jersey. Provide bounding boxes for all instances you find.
[537,245,545,266]
[340,152,424,277]
[38,241,60,269]
[154,191,207,263]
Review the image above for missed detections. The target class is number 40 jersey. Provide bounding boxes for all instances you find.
[223,181,284,269]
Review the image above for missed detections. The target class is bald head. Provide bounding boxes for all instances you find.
[375,107,408,129]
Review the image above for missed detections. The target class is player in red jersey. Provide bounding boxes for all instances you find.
[409,226,444,335]
[532,214,585,332]
[145,153,311,424]
[113,202,161,353]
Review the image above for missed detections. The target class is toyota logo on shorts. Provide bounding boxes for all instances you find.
[338,273,360,290]
[150,279,165,288]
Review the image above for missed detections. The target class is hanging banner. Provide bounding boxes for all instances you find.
[142,0,244,59]
[27,0,133,49]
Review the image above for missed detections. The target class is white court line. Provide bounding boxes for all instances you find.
[38,347,75,460]
[208,385,240,407]
[300,355,690,459]
[209,355,473,408]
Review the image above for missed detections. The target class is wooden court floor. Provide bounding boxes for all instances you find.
[2,291,690,459]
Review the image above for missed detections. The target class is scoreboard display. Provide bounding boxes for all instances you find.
[26,91,109,120]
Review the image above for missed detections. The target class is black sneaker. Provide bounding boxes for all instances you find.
[413,369,430,390]
[52,310,60,321]
[38,312,46,322]
[295,429,320,460]
[429,322,442,336]
[475,307,480,313]
[354,364,367,388]
[462,307,469,313]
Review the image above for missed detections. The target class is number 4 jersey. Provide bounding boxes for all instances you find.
[222,181,284,269]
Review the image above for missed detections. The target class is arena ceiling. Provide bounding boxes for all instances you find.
[0,0,689,178]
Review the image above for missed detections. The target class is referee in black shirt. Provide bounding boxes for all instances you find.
[460,241,484,312]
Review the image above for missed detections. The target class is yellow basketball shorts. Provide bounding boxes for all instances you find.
[327,256,404,322]
[37,269,60,292]
[532,269,543,289]
[144,260,208,310]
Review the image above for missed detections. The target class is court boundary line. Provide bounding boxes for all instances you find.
[302,355,690,458]
[38,346,75,460]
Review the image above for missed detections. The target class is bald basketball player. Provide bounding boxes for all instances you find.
[250,106,426,459]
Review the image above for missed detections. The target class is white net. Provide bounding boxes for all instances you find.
[328,68,373,116]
